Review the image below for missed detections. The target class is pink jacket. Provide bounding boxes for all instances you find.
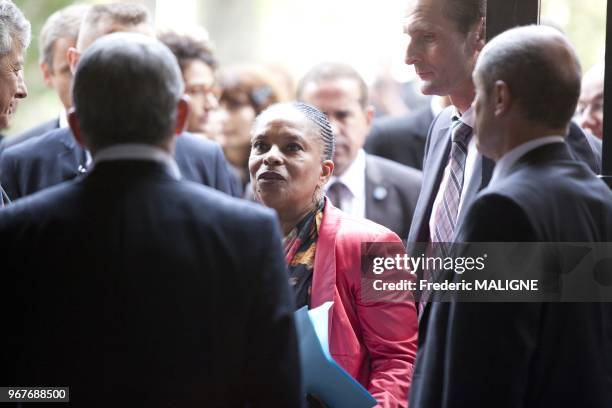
[311,202,418,408]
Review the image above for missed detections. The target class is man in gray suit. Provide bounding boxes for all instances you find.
[410,25,612,408]
[298,62,422,239]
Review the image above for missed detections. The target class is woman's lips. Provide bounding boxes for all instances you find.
[257,171,285,182]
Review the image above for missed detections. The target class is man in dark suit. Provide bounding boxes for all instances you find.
[364,104,432,170]
[364,96,450,170]
[298,62,422,239]
[0,32,300,407]
[0,0,30,205]
[410,25,612,408]
[0,3,238,201]
[0,5,89,150]
[403,0,602,314]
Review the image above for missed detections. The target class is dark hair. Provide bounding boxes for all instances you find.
[158,31,216,72]
[475,26,581,129]
[296,62,369,109]
[292,102,334,161]
[73,33,183,150]
[217,65,284,115]
[443,0,486,36]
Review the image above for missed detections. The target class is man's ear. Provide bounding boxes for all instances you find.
[174,96,190,135]
[365,105,375,127]
[68,108,86,148]
[40,62,53,88]
[494,80,511,116]
[67,47,80,75]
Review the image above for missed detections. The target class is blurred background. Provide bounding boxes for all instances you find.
[7,0,607,136]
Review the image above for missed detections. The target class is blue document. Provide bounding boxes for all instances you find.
[295,304,377,408]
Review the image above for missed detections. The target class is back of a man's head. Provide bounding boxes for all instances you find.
[475,25,581,130]
[76,2,151,51]
[72,32,183,151]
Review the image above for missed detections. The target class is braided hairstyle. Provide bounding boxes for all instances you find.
[291,101,334,161]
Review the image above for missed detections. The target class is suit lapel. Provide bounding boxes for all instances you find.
[454,155,494,237]
[410,125,451,243]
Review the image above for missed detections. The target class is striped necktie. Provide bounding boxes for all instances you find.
[432,116,473,248]
[419,116,473,315]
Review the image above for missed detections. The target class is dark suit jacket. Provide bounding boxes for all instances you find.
[0,159,301,407]
[0,117,59,150]
[365,154,422,240]
[364,105,433,170]
[410,143,612,408]
[0,127,239,200]
[407,107,603,248]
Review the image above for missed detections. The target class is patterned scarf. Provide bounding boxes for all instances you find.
[284,199,325,309]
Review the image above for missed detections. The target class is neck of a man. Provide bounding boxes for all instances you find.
[449,83,476,114]
[493,122,567,161]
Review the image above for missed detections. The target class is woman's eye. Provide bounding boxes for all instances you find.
[287,143,303,152]
[252,141,266,151]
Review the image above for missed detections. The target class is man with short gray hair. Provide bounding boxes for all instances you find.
[0,2,238,201]
[0,32,300,406]
[2,4,89,149]
[0,0,29,204]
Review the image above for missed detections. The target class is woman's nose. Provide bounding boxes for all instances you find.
[263,145,283,165]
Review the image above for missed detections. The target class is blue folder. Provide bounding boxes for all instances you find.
[295,304,377,408]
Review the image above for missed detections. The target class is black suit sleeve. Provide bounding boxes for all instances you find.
[243,214,302,407]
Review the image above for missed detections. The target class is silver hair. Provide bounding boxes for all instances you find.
[72,32,184,150]
[77,3,151,50]
[39,4,90,69]
[0,0,31,58]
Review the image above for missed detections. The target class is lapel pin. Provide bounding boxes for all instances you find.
[373,186,388,201]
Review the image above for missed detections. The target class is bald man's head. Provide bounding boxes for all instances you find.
[474,25,581,130]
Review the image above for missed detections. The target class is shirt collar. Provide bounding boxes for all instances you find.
[328,148,366,197]
[59,109,69,128]
[490,135,565,184]
[453,105,475,128]
[93,143,181,179]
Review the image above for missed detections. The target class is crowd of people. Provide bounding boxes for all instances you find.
[0,0,610,407]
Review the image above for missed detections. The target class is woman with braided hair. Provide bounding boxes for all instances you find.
[249,101,418,408]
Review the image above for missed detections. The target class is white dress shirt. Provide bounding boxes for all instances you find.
[93,143,181,180]
[326,148,366,218]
